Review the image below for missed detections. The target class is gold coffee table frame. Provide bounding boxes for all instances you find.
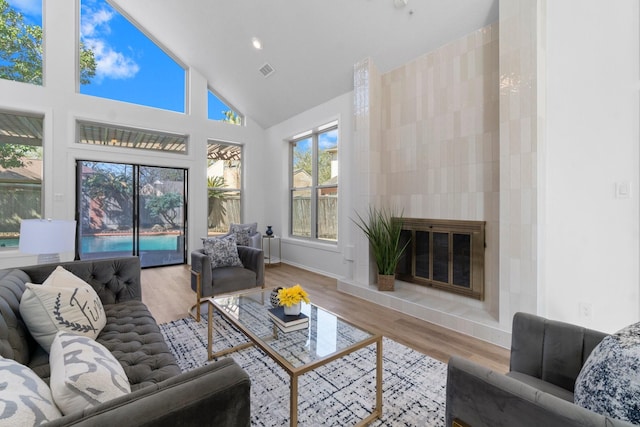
[207,290,383,427]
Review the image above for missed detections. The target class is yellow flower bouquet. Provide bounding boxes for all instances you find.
[277,284,310,307]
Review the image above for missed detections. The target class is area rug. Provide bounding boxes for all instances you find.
[160,315,447,426]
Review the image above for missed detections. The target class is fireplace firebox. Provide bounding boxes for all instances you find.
[396,218,485,300]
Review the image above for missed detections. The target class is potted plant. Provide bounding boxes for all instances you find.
[353,206,408,291]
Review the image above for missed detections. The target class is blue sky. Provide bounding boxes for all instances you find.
[10,0,231,120]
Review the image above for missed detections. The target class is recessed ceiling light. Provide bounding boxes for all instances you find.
[394,0,408,8]
[251,37,263,50]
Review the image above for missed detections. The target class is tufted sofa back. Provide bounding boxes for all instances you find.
[0,257,142,366]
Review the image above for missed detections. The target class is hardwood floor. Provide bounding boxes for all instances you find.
[141,263,510,373]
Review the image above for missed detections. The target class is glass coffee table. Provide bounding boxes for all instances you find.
[207,289,383,426]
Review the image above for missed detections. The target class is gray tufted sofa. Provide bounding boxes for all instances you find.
[446,312,635,427]
[0,256,250,427]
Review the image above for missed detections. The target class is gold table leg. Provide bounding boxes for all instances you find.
[207,299,255,360]
[354,336,383,426]
[290,373,299,427]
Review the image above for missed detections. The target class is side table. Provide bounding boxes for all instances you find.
[262,235,281,267]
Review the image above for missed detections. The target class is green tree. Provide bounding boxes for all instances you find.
[0,143,38,168]
[0,1,97,168]
[146,192,182,228]
[293,148,333,184]
[222,110,241,125]
[207,176,227,229]
[82,163,133,230]
[0,0,96,85]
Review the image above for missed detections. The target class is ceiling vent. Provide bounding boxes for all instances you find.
[259,63,275,78]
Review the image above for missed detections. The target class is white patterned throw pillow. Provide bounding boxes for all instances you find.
[203,235,244,269]
[49,331,130,415]
[19,266,106,352]
[229,222,257,246]
[0,356,62,426]
[574,321,640,423]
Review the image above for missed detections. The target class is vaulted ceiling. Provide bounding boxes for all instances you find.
[111,0,498,129]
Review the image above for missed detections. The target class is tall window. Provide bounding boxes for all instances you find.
[0,111,43,250]
[207,142,242,235]
[290,121,338,242]
[0,0,44,85]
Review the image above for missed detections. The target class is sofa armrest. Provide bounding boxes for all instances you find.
[237,246,264,287]
[510,312,608,392]
[446,356,633,427]
[44,358,250,427]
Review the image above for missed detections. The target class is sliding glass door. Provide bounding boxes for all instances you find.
[76,161,187,268]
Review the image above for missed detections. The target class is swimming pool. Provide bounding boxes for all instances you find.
[0,234,181,252]
[81,234,180,253]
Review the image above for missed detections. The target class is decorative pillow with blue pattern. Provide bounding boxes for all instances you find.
[0,356,61,425]
[574,321,640,423]
[203,234,244,269]
[49,331,130,415]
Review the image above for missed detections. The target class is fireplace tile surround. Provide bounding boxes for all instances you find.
[348,1,542,348]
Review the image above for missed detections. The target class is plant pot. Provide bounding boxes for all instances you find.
[378,274,395,291]
[283,302,301,316]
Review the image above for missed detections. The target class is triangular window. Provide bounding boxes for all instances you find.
[208,89,242,125]
[79,0,186,113]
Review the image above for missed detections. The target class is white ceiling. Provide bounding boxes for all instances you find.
[111,0,498,129]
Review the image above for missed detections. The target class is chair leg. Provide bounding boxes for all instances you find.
[189,270,202,322]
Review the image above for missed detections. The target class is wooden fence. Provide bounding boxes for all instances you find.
[0,184,41,233]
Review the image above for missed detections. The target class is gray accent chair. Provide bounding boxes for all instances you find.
[446,312,635,427]
[0,257,251,427]
[190,246,264,321]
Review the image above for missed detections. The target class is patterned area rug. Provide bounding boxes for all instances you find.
[159,315,447,426]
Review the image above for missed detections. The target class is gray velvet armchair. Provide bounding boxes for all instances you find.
[190,246,264,321]
[446,312,635,427]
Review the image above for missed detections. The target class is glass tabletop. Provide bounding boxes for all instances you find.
[212,289,376,369]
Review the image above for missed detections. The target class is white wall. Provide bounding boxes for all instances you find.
[0,0,266,269]
[264,92,353,279]
[544,0,640,331]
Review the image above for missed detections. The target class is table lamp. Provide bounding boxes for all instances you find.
[19,219,76,264]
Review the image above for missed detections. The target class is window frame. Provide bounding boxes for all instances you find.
[0,110,45,252]
[206,141,243,235]
[289,122,338,243]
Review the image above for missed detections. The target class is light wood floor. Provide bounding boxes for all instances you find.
[141,263,510,373]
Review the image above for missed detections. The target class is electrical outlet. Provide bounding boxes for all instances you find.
[579,302,593,320]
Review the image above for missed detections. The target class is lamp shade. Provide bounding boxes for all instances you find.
[19,219,76,256]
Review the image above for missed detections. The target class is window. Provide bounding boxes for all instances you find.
[76,121,187,154]
[0,111,43,250]
[207,142,242,234]
[208,89,242,125]
[290,121,338,242]
[0,0,43,85]
[79,0,186,113]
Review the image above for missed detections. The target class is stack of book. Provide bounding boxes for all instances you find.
[267,306,309,332]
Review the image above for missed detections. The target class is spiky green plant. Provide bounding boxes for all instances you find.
[352,206,408,275]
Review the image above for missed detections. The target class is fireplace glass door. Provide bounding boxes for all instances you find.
[396,218,485,300]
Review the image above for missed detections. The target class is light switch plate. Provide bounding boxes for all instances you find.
[615,181,631,199]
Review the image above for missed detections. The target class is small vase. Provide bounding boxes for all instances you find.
[266,226,273,236]
[270,287,283,308]
[283,302,301,316]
